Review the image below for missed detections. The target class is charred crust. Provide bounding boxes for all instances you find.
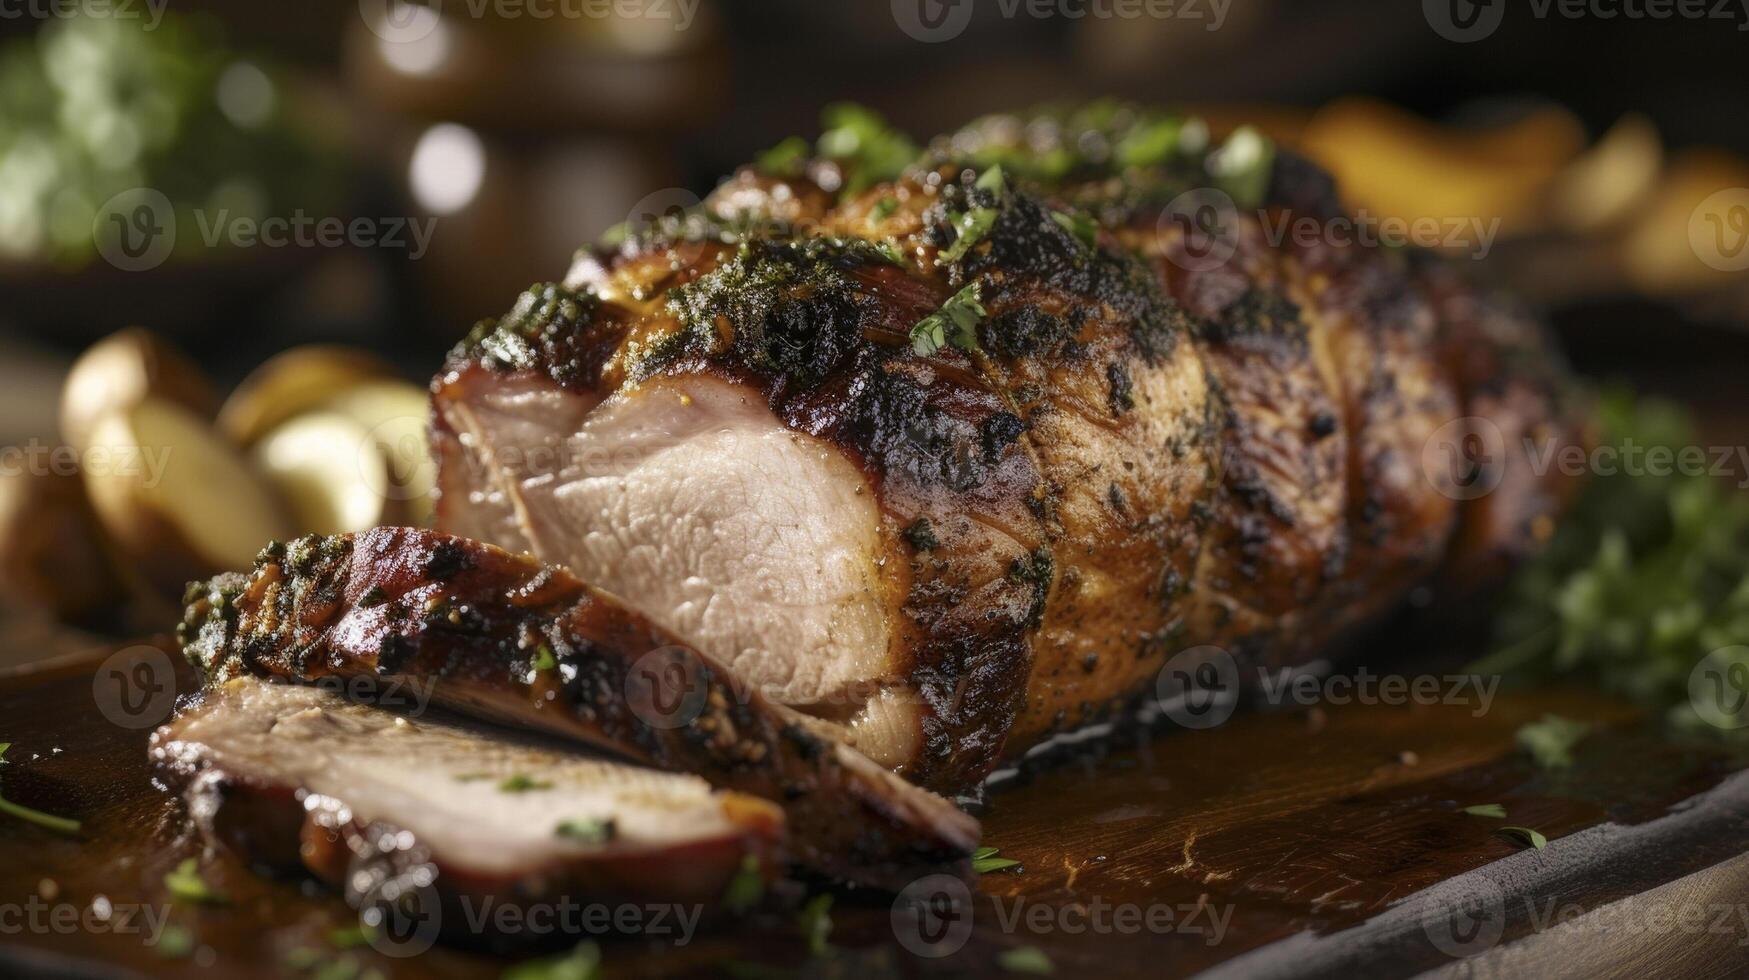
[423,539,474,582]
[1198,287,1306,349]
[1106,361,1135,416]
[665,239,893,391]
[902,517,940,552]
[980,304,1075,358]
[452,283,619,391]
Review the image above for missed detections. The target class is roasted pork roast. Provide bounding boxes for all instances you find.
[430,107,1587,792]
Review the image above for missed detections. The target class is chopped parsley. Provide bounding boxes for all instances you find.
[152,924,195,958]
[531,644,557,672]
[998,946,1055,974]
[723,854,764,913]
[164,858,226,905]
[870,197,899,223]
[328,924,374,949]
[756,136,811,177]
[1114,116,1185,169]
[816,103,918,198]
[1051,209,1098,249]
[972,845,1021,874]
[503,941,601,980]
[910,282,986,357]
[555,817,616,844]
[1496,826,1548,850]
[0,743,80,836]
[1460,803,1508,819]
[935,165,1008,266]
[1207,125,1275,209]
[797,893,834,957]
[1515,715,1591,769]
[498,774,554,793]
[1478,392,1749,740]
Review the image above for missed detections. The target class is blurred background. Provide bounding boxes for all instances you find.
[2,0,1748,654]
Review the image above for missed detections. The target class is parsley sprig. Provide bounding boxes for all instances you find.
[910,282,987,357]
[0,743,80,836]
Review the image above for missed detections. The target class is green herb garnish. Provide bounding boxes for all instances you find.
[532,644,557,672]
[499,774,554,793]
[503,941,602,980]
[164,858,226,905]
[0,743,81,836]
[1515,714,1591,769]
[798,893,833,957]
[1460,803,1508,819]
[998,946,1055,974]
[1051,209,1098,249]
[870,197,899,223]
[816,103,917,198]
[1496,826,1548,850]
[152,924,195,958]
[1207,125,1275,209]
[723,854,764,914]
[329,923,374,949]
[1114,116,1184,168]
[555,817,616,844]
[1479,392,1749,737]
[756,136,811,177]
[910,282,986,357]
[972,845,1021,874]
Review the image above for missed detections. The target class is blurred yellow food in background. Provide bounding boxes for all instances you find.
[1296,97,1586,237]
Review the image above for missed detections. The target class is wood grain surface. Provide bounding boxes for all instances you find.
[1,636,1747,979]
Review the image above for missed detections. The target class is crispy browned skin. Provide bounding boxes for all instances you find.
[434,108,1587,791]
[178,528,978,891]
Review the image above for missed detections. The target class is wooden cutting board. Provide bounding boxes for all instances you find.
[3,636,1748,980]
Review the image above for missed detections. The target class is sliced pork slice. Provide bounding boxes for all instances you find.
[151,677,780,945]
[177,527,979,891]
